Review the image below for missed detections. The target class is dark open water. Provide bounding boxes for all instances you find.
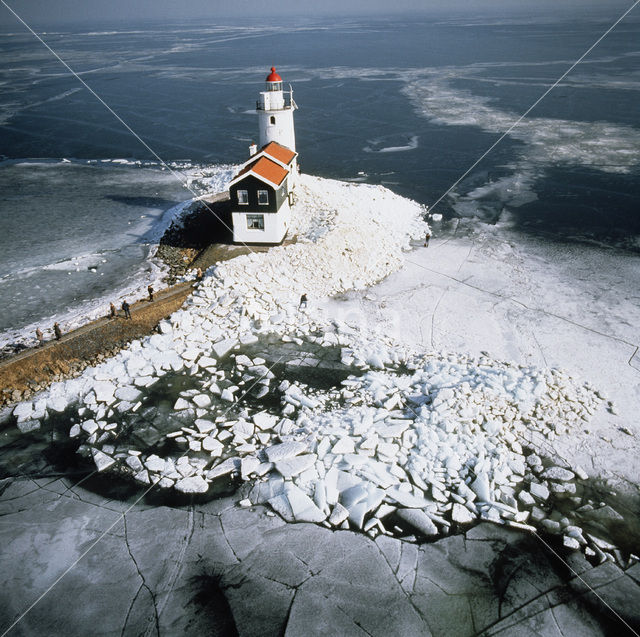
[1,9,639,344]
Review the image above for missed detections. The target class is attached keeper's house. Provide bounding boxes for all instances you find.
[230,67,298,244]
[229,140,297,244]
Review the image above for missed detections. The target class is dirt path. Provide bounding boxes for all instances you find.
[0,282,193,406]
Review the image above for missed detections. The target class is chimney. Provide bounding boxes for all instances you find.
[249,143,258,157]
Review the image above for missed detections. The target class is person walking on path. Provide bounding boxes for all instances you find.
[424,231,431,247]
[109,302,117,319]
[36,328,44,346]
[196,267,203,281]
[122,300,132,320]
[299,293,308,309]
[147,285,154,302]
[53,323,62,340]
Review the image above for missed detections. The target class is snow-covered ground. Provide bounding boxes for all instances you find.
[331,217,640,487]
[9,174,639,563]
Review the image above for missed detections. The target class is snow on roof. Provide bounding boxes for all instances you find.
[231,155,289,188]
[261,141,297,166]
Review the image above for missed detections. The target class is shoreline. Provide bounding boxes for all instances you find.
[0,193,217,407]
[0,191,298,408]
[0,282,194,407]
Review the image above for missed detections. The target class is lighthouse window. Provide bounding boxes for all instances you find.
[270,115,276,125]
[237,189,248,205]
[246,214,264,230]
[257,190,269,205]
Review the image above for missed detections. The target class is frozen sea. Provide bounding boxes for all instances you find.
[1,7,639,347]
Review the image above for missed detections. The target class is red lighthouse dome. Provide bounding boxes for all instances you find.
[266,66,282,82]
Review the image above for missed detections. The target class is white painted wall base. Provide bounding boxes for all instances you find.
[232,202,291,244]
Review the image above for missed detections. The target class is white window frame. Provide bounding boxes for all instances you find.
[246,214,265,230]
[257,190,269,205]
[237,189,249,205]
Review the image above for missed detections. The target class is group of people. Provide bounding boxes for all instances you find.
[36,283,157,345]
[34,269,210,347]
[110,301,132,320]
[35,323,62,345]
[109,284,155,320]
[32,269,213,348]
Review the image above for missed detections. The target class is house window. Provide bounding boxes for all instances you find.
[270,115,276,125]
[247,214,264,230]
[258,190,269,205]
[237,189,248,205]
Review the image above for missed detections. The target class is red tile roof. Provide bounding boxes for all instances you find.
[233,156,288,187]
[261,141,297,166]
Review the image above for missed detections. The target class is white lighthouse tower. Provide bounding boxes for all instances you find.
[257,67,297,169]
[228,67,299,245]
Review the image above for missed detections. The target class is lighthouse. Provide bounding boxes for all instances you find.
[228,67,299,244]
[256,67,297,171]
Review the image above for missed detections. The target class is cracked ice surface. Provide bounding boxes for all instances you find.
[10,174,609,555]
[2,482,638,636]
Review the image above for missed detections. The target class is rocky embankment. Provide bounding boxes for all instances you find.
[156,193,234,283]
[0,284,193,409]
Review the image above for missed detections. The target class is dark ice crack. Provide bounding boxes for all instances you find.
[375,542,432,629]
[145,506,195,637]
[335,600,375,637]
[218,516,241,564]
[474,573,624,637]
[549,604,566,637]
[121,513,160,637]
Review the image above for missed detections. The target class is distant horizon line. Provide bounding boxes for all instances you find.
[1,3,637,30]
